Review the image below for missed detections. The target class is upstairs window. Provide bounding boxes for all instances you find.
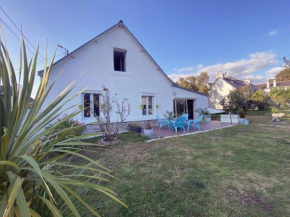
[114,49,126,72]
[83,93,100,118]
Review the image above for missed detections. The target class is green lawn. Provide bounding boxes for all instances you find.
[80,113,290,216]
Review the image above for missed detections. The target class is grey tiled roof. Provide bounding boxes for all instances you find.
[223,78,258,90]
[173,84,208,96]
[256,80,290,89]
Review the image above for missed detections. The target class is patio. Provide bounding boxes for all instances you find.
[142,120,237,139]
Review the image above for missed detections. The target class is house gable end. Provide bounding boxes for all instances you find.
[37,21,174,85]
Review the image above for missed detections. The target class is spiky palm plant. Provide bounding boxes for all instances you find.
[195,107,209,116]
[0,38,127,216]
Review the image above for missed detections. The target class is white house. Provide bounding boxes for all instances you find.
[38,20,208,124]
[209,72,257,109]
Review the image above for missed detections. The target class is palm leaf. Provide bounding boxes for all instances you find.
[0,34,127,216]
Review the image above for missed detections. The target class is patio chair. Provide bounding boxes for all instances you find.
[156,116,170,130]
[172,116,186,133]
[182,113,189,123]
[187,115,203,131]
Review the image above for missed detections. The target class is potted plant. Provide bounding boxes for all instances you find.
[144,120,153,138]
[164,110,174,129]
[128,122,142,133]
[238,110,246,124]
[195,108,210,122]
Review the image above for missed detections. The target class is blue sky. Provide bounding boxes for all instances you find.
[1,0,290,96]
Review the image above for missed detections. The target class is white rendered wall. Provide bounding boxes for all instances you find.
[209,78,235,109]
[42,26,208,124]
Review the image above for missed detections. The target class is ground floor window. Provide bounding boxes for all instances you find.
[83,93,100,118]
[173,99,194,119]
[142,96,154,116]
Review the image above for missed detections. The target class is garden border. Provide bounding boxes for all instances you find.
[145,125,238,142]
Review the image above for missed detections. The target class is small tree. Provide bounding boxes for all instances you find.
[269,87,290,107]
[220,90,247,114]
[97,86,131,141]
[250,89,270,113]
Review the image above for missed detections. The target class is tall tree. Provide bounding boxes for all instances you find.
[282,57,290,69]
[176,75,198,91]
[176,72,210,94]
[275,68,290,81]
[196,72,210,94]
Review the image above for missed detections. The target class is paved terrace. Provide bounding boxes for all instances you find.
[142,120,237,139]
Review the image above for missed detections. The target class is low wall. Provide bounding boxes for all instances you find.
[84,120,159,135]
[220,115,239,124]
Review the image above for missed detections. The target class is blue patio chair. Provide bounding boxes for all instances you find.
[187,115,203,131]
[156,116,170,130]
[182,113,189,122]
[172,116,186,133]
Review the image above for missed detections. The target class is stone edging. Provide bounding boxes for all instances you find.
[145,125,238,143]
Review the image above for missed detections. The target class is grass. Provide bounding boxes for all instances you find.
[79,112,290,217]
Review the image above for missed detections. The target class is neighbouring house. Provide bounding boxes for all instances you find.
[209,72,258,109]
[38,20,208,127]
[256,79,290,93]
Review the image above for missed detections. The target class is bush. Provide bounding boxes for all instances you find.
[56,114,85,136]
[271,107,280,114]
[239,110,245,118]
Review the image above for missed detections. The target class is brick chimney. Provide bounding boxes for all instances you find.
[216,73,224,79]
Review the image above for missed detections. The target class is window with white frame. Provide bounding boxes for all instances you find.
[114,48,126,72]
[142,96,154,116]
[82,93,100,118]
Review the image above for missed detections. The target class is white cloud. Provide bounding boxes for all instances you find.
[265,66,283,75]
[168,51,278,83]
[268,29,278,36]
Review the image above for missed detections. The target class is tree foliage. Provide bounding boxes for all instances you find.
[282,57,290,69]
[269,87,290,107]
[220,86,270,114]
[220,89,247,114]
[196,72,210,94]
[176,76,197,91]
[0,39,126,216]
[275,68,290,81]
[176,72,210,94]
[249,89,270,110]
